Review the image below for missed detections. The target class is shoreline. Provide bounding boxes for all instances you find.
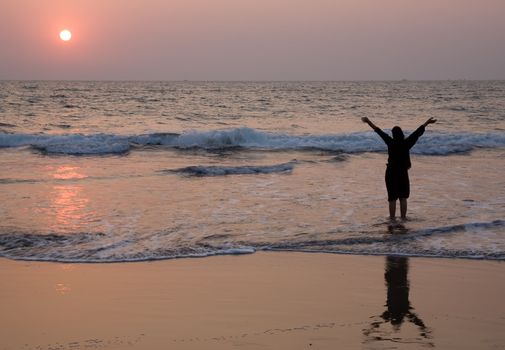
[3,243,505,264]
[0,252,504,349]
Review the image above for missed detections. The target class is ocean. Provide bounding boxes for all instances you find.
[0,80,504,262]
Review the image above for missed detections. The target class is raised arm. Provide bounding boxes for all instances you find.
[361,117,380,131]
[362,117,392,145]
[406,117,437,148]
[422,117,437,128]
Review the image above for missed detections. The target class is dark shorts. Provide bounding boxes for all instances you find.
[385,166,410,201]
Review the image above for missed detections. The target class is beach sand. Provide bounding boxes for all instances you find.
[0,252,503,350]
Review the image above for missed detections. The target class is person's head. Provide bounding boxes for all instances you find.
[392,126,404,141]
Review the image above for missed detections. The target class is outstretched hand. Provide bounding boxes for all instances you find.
[362,117,379,130]
[424,117,437,126]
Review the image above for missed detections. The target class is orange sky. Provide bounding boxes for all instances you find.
[1,0,504,80]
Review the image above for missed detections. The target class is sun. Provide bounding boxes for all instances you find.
[59,29,72,42]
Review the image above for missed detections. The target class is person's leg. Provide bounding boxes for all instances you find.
[400,198,407,219]
[385,168,397,219]
[389,200,396,219]
[398,169,409,220]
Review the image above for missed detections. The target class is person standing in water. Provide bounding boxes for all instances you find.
[362,117,437,219]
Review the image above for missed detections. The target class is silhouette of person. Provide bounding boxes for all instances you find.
[363,256,433,347]
[362,117,437,219]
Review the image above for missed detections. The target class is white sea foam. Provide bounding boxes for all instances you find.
[160,127,505,155]
[0,220,503,262]
[0,133,130,155]
[39,134,130,155]
[1,128,504,155]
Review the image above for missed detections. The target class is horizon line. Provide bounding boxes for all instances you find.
[1,78,505,83]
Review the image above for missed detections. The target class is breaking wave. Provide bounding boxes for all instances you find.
[0,220,503,263]
[0,133,130,155]
[1,127,504,155]
[167,162,295,177]
[263,220,505,259]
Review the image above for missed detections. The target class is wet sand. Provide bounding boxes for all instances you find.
[0,252,504,350]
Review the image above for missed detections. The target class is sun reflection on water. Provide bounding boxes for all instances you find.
[55,283,72,295]
[52,166,88,180]
[50,185,89,230]
[49,166,92,232]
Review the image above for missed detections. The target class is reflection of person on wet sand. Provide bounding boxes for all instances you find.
[363,256,433,347]
[362,117,437,220]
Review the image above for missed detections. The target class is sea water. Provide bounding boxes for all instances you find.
[0,81,504,262]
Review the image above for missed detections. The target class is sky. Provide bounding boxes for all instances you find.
[1,0,504,80]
